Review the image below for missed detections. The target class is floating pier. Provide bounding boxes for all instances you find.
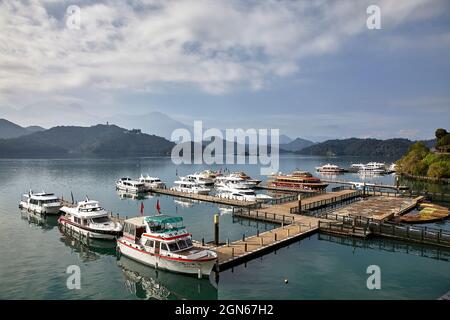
[214,216,320,271]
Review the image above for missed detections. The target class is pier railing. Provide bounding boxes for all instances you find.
[319,214,450,248]
[233,207,297,225]
[290,190,362,214]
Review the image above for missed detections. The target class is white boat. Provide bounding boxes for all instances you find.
[183,173,215,186]
[171,179,211,195]
[316,163,345,173]
[216,184,272,202]
[214,175,255,189]
[117,215,217,277]
[359,162,386,174]
[59,199,122,240]
[138,175,166,190]
[116,177,146,193]
[19,191,62,215]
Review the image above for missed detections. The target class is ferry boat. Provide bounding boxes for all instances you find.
[138,175,166,190]
[269,171,328,191]
[19,191,62,214]
[316,163,345,173]
[172,179,211,195]
[216,183,272,202]
[116,177,146,193]
[58,199,122,240]
[117,215,217,276]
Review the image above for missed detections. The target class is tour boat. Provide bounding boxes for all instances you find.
[19,191,62,215]
[172,179,211,195]
[230,171,261,186]
[117,215,217,277]
[116,177,146,193]
[316,163,345,173]
[138,175,166,190]
[216,182,272,202]
[269,171,328,191]
[183,173,215,187]
[214,175,255,189]
[58,199,122,240]
[359,162,386,174]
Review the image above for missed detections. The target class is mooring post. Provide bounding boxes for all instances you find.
[242,234,245,242]
[227,237,230,246]
[244,243,248,252]
[274,233,277,241]
[214,213,220,246]
[298,194,302,214]
[257,229,259,237]
[202,237,205,246]
[231,247,234,257]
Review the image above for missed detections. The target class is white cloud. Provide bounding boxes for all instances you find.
[0,0,447,102]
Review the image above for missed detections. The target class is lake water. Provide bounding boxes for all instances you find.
[0,156,448,300]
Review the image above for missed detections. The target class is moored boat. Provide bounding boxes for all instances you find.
[269,171,328,191]
[58,199,122,240]
[171,179,211,195]
[116,177,146,193]
[117,215,217,277]
[19,191,62,215]
[138,175,166,190]
[316,163,345,173]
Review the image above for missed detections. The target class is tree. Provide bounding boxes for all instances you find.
[435,128,448,140]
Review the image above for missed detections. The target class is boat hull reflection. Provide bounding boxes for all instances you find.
[117,256,218,300]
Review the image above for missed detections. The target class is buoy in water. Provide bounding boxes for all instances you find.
[284,278,288,284]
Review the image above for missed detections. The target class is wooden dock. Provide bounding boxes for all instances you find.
[214,217,320,271]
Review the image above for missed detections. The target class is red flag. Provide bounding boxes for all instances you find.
[156,199,161,215]
[140,202,144,216]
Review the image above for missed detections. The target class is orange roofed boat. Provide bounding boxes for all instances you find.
[269,170,328,191]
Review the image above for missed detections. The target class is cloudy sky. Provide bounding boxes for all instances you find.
[1,0,449,141]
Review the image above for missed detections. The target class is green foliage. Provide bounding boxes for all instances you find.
[397,140,450,179]
[436,133,450,149]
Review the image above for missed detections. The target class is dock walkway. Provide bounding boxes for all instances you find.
[214,216,320,271]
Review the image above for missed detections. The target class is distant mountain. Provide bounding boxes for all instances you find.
[297,138,415,158]
[280,137,315,152]
[25,125,46,133]
[107,111,191,141]
[0,124,174,158]
[0,119,46,139]
[0,119,31,139]
[279,135,293,144]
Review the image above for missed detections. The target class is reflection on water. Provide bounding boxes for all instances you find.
[20,210,59,231]
[117,256,218,300]
[318,233,450,262]
[58,225,117,262]
[117,189,156,200]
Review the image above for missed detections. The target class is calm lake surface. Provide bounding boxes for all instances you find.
[0,156,449,300]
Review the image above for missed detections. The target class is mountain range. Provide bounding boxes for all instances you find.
[0,117,435,159]
[0,124,174,158]
[0,119,45,139]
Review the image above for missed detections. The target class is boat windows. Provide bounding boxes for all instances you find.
[145,239,154,248]
[185,238,193,247]
[91,216,109,223]
[161,243,169,252]
[177,239,188,250]
[168,242,179,252]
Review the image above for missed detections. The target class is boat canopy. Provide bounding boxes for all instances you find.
[145,215,183,225]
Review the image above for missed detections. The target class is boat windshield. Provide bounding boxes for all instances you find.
[91,216,110,224]
[167,238,193,252]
